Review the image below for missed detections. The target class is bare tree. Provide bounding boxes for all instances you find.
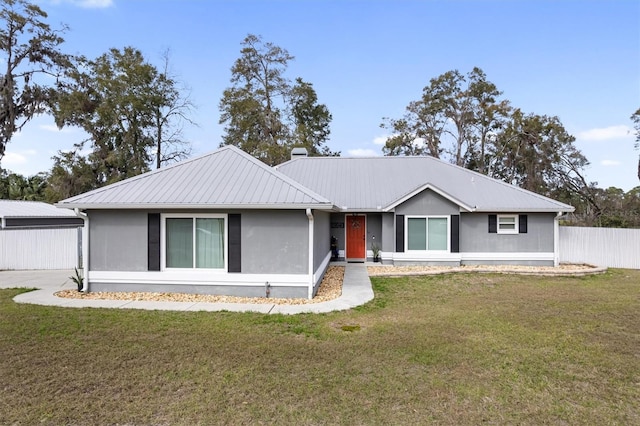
[152,49,196,169]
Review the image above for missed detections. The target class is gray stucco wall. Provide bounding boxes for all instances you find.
[313,210,330,271]
[329,213,345,256]
[89,209,310,274]
[459,213,555,253]
[89,210,148,271]
[395,189,460,216]
[366,213,382,256]
[241,210,309,274]
[381,213,394,252]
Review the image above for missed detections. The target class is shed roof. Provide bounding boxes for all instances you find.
[276,156,574,213]
[0,200,78,218]
[57,146,334,210]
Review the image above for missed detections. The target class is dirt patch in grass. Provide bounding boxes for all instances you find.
[55,265,344,305]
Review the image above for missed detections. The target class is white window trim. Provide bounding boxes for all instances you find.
[405,215,450,252]
[497,214,519,234]
[160,213,228,271]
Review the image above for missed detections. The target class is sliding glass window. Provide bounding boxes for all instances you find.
[406,216,449,251]
[165,215,226,269]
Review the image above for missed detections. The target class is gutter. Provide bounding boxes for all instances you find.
[58,202,337,211]
[553,211,566,267]
[74,208,89,292]
[306,208,314,299]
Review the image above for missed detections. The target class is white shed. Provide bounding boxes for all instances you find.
[0,200,83,270]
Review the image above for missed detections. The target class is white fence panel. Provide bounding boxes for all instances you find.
[559,226,640,269]
[0,228,79,270]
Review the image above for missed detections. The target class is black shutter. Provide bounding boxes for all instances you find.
[228,214,241,273]
[519,214,528,234]
[488,214,497,233]
[451,215,460,253]
[148,213,160,271]
[395,215,405,252]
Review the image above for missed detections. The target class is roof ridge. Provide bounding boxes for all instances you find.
[277,155,438,170]
[297,154,570,210]
[225,146,332,204]
[60,147,234,204]
[278,154,574,212]
[59,145,334,207]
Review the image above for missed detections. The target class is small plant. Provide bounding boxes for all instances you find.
[330,235,339,260]
[70,268,84,292]
[371,243,381,262]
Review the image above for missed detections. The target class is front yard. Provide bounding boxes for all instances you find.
[1,269,638,425]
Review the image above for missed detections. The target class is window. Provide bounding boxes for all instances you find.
[406,216,449,251]
[164,215,226,269]
[497,215,518,234]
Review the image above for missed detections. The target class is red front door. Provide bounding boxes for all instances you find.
[346,215,366,260]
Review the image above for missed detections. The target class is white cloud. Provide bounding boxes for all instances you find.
[601,159,621,167]
[2,150,37,167]
[51,0,114,8]
[374,134,427,149]
[577,125,634,141]
[347,148,380,157]
[2,152,28,166]
[39,124,74,133]
[412,137,426,149]
[373,135,388,145]
[83,0,113,6]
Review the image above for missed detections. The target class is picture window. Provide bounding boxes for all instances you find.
[163,215,226,269]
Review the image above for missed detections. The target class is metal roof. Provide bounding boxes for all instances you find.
[58,146,334,210]
[0,200,78,218]
[276,156,574,213]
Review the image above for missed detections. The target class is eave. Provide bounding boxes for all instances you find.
[56,202,338,211]
[383,183,476,213]
[472,206,575,213]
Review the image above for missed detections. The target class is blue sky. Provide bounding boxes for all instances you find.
[4,0,639,190]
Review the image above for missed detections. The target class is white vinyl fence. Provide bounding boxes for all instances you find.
[0,228,80,270]
[559,226,640,269]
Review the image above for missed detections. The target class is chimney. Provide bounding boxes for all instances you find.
[291,147,308,160]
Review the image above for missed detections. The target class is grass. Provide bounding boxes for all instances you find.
[1,269,639,425]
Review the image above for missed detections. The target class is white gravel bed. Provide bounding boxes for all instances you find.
[55,266,344,305]
[368,263,606,277]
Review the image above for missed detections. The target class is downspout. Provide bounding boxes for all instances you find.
[74,208,89,292]
[306,208,314,299]
[553,211,564,267]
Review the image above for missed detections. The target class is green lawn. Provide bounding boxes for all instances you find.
[1,270,638,425]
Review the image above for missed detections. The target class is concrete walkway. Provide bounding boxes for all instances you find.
[1,264,374,314]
